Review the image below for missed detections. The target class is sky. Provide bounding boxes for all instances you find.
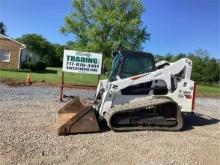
[0,0,219,58]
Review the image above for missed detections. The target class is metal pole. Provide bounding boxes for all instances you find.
[97,74,100,85]
[60,71,64,101]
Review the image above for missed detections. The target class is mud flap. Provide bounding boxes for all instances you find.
[57,97,100,135]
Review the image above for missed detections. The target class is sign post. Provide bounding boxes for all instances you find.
[60,71,64,101]
[60,50,103,101]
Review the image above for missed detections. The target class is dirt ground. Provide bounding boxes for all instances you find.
[0,83,219,165]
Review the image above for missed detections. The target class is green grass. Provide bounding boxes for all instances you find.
[197,85,220,97]
[0,68,219,96]
[0,67,107,86]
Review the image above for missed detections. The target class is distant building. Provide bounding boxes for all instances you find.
[0,34,41,69]
[0,34,26,69]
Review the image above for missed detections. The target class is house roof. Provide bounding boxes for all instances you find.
[0,34,26,48]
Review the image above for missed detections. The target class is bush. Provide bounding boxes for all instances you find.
[21,62,29,69]
[21,61,47,71]
[29,62,47,71]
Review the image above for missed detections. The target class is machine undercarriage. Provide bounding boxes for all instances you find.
[105,97,183,131]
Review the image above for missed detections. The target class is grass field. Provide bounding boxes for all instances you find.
[0,67,219,96]
[196,85,220,97]
[0,67,107,86]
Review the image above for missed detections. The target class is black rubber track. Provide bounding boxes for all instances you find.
[104,97,183,132]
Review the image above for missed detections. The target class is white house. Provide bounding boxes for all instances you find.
[21,49,40,64]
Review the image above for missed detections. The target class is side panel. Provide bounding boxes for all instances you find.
[168,80,195,112]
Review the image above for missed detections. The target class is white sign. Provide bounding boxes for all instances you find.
[62,50,103,75]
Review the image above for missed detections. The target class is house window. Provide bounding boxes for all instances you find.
[0,49,10,62]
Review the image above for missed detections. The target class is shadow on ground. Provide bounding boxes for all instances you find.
[182,113,219,131]
[32,69,57,74]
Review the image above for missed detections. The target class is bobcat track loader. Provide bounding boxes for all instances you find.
[57,50,196,135]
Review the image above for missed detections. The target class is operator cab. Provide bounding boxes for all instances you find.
[109,50,156,82]
[109,50,168,95]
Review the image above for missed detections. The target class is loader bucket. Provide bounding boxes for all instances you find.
[57,97,100,135]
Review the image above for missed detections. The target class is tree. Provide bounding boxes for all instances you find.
[164,53,174,62]
[201,57,219,82]
[172,53,186,61]
[189,48,219,83]
[188,54,204,82]
[53,43,65,67]
[60,0,150,71]
[16,34,55,65]
[194,48,209,58]
[152,51,219,83]
[0,22,7,35]
[154,55,164,62]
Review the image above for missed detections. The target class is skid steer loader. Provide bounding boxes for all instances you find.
[57,50,196,135]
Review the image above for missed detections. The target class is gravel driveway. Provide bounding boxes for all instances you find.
[0,83,219,165]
